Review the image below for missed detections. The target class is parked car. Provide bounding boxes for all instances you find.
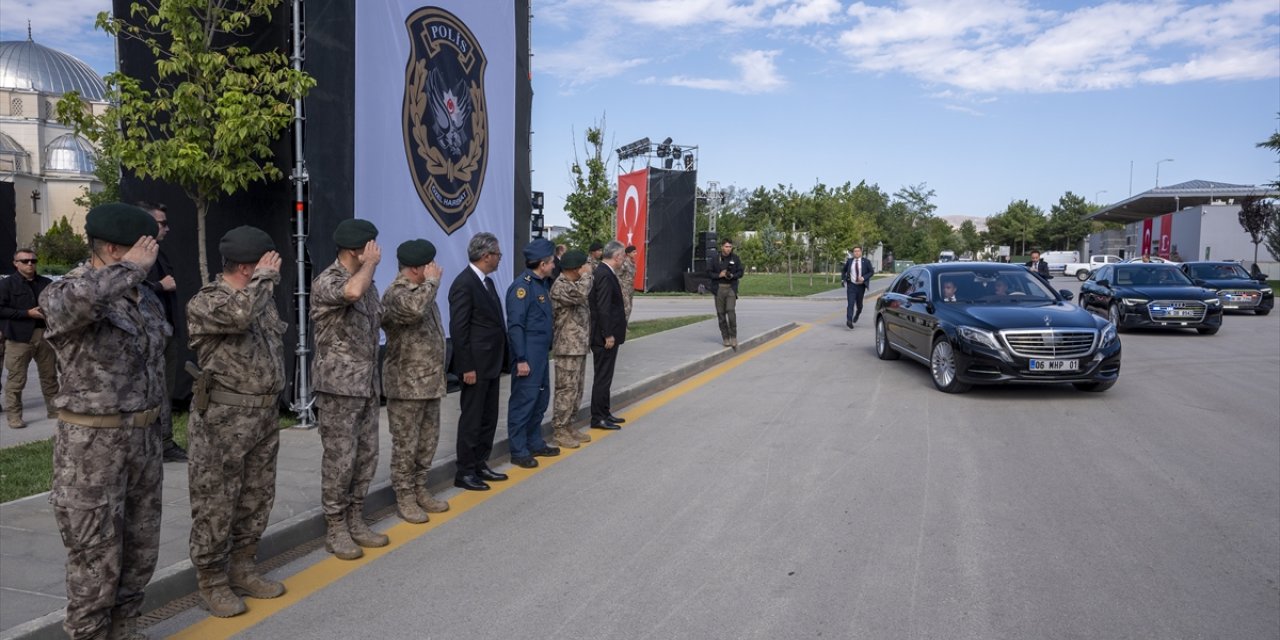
[1079,263,1223,334]
[1041,250,1080,273]
[1063,254,1122,281]
[1179,261,1273,316]
[874,264,1121,393]
[1120,256,1179,265]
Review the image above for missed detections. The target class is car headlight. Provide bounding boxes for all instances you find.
[957,325,1002,351]
[1203,298,1221,305]
[1100,322,1118,348]
[1121,298,1149,306]
[1262,287,1273,294]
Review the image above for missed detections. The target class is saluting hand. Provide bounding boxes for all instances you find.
[256,251,282,275]
[121,236,160,271]
[359,240,381,267]
[424,262,443,280]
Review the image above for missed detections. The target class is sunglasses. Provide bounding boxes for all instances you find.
[15,258,37,265]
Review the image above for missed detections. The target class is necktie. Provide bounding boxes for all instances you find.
[854,260,861,282]
[484,276,499,305]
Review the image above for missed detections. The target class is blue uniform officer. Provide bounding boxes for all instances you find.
[505,239,561,467]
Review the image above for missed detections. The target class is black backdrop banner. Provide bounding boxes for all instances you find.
[0,182,15,275]
[644,169,696,293]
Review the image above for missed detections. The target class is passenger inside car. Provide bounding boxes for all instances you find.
[940,279,959,302]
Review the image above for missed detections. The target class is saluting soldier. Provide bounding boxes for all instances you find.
[381,239,451,524]
[619,244,638,322]
[311,219,387,560]
[550,249,594,448]
[185,226,287,617]
[39,203,167,640]
[505,238,561,468]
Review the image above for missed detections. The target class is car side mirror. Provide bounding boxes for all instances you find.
[1097,279,1110,288]
[1193,279,1206,287]
[1258,275,1269,283]
[907,292,929,304]
[1058,290,1074,301]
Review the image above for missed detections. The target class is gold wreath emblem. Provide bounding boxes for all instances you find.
[516,287,526,300]
[407,59,486,184]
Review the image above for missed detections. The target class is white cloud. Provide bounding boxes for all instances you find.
[771,0,844,26]
[837,0,1280,93]
[0,0,115,74]
[660,49,787,93]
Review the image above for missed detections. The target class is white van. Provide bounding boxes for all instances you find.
[1041,250,1079,272]
[938,250,957,263]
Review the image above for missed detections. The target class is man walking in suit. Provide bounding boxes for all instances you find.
[589,241,627,430]
[448,232,510,491]
[841,246,874,328]
[1025,250,1052,279]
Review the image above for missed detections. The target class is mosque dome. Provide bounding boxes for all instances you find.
[0,38,107,101]
[0,131,30,173]
[43,133,96,174]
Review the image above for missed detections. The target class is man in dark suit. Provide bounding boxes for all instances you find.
[1025,250,1052,280]
[588,241,627,430]
[137,201,187,461]
[448,232,510,491]
[841,246,874,328]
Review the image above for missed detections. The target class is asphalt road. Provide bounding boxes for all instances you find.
[157,286,1279,640]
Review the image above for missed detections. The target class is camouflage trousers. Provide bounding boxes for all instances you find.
[623,290,634,323]
[553,355,586,430]
[316,392,379,517]
[386,398,441,493]
[51,423,162,640]
[187,402,279,572]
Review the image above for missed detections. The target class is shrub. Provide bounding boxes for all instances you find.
[31,216,89,267]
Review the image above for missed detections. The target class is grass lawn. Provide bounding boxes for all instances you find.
[627,314,715,340]
[0,412,300,503]
[738,272,843,296]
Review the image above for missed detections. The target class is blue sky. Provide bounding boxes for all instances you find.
[6,0,1279,228]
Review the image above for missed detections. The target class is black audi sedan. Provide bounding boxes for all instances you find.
[874,263,1121,393]
[1079,263,1224,334]
[1179,261,1273,316]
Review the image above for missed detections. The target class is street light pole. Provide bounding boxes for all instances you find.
[1155,158,1174,188]
[1094,189,1107,204]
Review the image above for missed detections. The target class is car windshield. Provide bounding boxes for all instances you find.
[1113,265,1193,286]
[1188,263,1250,280]
[935,268,1057,303]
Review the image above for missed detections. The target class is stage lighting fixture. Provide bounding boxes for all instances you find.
[616,137,650,160]
[683,153,695,170]
[672,146,682,159]
[656,137,673,158]
[531,191,544,209]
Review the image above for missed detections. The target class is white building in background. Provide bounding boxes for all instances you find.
[0,34,109,246]
[1089,180,1280,277]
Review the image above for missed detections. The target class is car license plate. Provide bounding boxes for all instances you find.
[1030,359,1078,371]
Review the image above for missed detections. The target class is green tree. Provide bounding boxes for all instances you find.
[73,129,121,210]
[58,0,314,282]
[1258,119,1280,191]
[31,217,90,269]
[957,220,983,256]
[1045,191,1093,252]
[985,199,1046,256]
[563,121,613,250]
[1264,210,1280,266]
[1238,196,1276,267]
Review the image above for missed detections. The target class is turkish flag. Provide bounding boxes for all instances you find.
[1158,213,1173,258]
[1141,217,1153,257]
[617,169,648,291]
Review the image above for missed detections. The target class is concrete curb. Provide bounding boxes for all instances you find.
[1,321,799,640]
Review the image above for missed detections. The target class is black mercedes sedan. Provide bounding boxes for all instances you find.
[1179,261,1273,316]
[1079,263,1224,334]
[874,263,1121,393]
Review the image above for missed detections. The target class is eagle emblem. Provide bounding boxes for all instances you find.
[402,7,489,235]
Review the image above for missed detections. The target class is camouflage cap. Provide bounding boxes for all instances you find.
[219,225,276,263]
[396,239,437,267]
[333,218,379,249]
[84,203,158,246]
[560,249,587,269]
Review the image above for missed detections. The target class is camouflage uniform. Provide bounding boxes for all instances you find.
[311,260,382,519]
[39,262,168,640]
[619,256,636,322]
[550,267,593,446]
[185,269,285,574]
[381,273,446,505]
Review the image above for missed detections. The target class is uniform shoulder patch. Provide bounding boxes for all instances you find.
[516,287,527,299]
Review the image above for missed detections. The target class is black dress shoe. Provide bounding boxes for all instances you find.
[476,466,508,482]
[454,474,491,491]
[511,456,538,469]
[590,420,621,430]
[605,414,626,424]
[846,320,853,328]
[163,443,189,462]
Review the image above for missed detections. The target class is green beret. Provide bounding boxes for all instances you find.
[219,226,275,264]
[588,241,604,252]
[396,239,437,267]
[560,249,587,269]
[85,203,158,246]
[333,218,379,249]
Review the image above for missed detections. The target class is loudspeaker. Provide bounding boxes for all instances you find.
[696,231,717,260]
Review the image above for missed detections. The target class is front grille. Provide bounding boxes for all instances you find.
[1217,289,1261,308]
[1000,329,1098,359]
[1147,300,1207,321]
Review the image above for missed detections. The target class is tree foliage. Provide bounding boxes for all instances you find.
[563,121,614,250]
[985,199,1046,255]
[73,129,122,210]
[1238,196,1276,266]
[1044,191,1093,252]
[57,0,314,282]
[1265,209,1280,265]
[31,217,91,268]
[1258,119,1280,191]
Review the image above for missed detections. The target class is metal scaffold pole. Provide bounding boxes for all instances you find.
[289,0,314,428]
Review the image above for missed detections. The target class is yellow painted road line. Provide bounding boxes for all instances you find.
[167,323,811,640]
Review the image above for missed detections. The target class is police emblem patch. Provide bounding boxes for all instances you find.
[402,7,489,235]
[516,288,526,299]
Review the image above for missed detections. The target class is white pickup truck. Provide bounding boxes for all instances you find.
[1064,254,1122,281]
